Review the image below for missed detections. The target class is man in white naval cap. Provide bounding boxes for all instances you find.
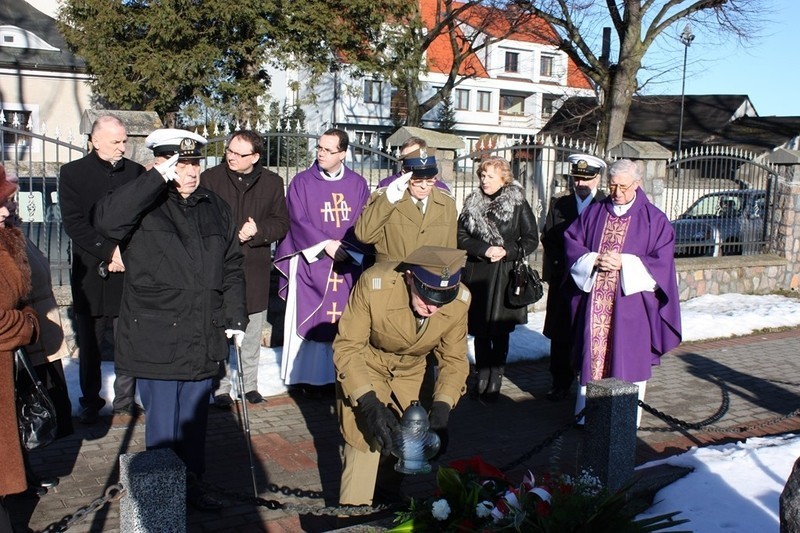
[94,128,248,510]
[541,153,607,402]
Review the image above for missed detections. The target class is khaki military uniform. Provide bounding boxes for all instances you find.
[333,261,470,505]
[355,186,457,263]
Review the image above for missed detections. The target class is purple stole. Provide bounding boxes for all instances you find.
[588,215,631,381]
[274,164,370,342]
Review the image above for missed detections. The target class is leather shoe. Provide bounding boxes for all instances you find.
[546,388,570,401]
[213,393,234,409]
[112,404,144,416]
[78,406,99,425]
[244,390,265,404]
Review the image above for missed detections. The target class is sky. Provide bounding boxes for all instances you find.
[642,0,800,117]
[64,292,800,531]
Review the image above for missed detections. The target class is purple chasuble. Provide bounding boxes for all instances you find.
[564,192,682,385]
[274,163,370,342]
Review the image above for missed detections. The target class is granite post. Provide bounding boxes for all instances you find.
[119,448,186,532]
[580,378,638,492]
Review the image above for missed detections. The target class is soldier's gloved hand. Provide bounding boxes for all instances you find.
[356,391,399,455]
[154,153,180,182]
[385,172,412,204]
[429,401,451,459]
[225,329,245,348]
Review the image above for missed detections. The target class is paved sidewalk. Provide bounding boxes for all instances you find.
[13,328,800,532]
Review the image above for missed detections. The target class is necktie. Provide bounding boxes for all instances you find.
[416,199,424,215]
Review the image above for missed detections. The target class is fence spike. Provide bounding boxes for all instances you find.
[0,110,5,124]
[40,122,47,135]
[54,126,61,139]
[66,129,74,143]
[245,120,252,130]
[12,112,21,128]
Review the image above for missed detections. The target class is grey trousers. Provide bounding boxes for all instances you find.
[215,310,264,396]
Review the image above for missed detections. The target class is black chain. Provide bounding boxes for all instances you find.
[193,478,400,517]
[641,399,800,434]
[500,408,585,472]
[638,379,731,431]
[39,483,124,533]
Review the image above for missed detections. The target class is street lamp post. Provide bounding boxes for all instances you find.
[676,23,695,177]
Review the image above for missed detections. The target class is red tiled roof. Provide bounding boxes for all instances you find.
[420,0,592,89]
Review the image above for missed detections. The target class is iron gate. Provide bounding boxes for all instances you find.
[666,148,781,257]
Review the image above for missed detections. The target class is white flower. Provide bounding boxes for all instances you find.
[431,499,451,521]
[476,501,494,518]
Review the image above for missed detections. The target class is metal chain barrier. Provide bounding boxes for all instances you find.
[192,478,400,517]
[639,375,800,434]
[500,408,585,472]
[39,483,124,533]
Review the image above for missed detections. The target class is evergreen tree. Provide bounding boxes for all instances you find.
[436,93,456,134]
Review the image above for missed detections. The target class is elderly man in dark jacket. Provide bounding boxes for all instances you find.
[202,130,288,407]
[59,114,145,423]
[94,128,247,510]
[541,153,607,401]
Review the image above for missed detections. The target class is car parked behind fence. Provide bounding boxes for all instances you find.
[671,189,767,258]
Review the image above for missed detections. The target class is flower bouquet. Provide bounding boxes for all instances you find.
[389,456,689,532]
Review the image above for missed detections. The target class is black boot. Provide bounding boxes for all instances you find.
[472,368,491,398]
[482,366,504,402]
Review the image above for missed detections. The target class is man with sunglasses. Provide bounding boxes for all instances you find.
[333,245,470,507]
[202,130,289,408]
[563,158,681,427]
[541,153,607,402]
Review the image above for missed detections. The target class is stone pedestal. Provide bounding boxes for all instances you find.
[580,378,638,491]
[120,449,186,532]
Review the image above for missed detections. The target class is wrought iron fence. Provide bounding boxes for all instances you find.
[1,124,86,285]
[666,148,780,257]
[2,120,783,287]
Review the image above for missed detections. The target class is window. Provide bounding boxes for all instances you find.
[541,95,557,118]
[2,110,31,145]
[500,94,524,115]
[504,51,519,73]
[455,89,470,110]
[477,91,491,112]
[364,79,382,104]
[540,55,554,77]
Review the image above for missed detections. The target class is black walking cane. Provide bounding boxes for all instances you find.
[233,341,259,497]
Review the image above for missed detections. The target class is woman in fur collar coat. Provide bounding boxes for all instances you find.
[457,157,538,401]
[0,166,39,531]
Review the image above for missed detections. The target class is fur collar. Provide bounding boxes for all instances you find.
[0,226,31,300]
[459,182,525,246]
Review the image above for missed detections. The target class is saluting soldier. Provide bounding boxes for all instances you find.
[333,246,471,507]
[355,149,457,263]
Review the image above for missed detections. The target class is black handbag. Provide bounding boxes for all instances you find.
[14,347,58,451]
[506,247,544,308]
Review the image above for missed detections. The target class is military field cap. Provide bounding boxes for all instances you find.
[567,153,606,179]
[145,128,207,159]
[402,148,438,178]
[405,246,466,305]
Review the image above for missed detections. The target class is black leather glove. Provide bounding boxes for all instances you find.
[429,401,451,458]
[333,245,350,262]
[356,391,399,455]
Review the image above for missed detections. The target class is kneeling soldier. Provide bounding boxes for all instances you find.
[333,245,471,506]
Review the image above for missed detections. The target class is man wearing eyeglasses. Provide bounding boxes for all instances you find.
[274,128,371,395]
[541,153,607,403]
[201,130,289,409]
[355,147,457,263]
[563,158,681,427]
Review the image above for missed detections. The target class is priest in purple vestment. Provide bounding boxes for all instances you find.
[274,128,371,391]
[563,158,681,425]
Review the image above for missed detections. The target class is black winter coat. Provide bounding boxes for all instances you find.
[457,183,538,336]
[201,161,289,314]
[59,151,145,315]
[540,191,606,341]
[94,170,248,381]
